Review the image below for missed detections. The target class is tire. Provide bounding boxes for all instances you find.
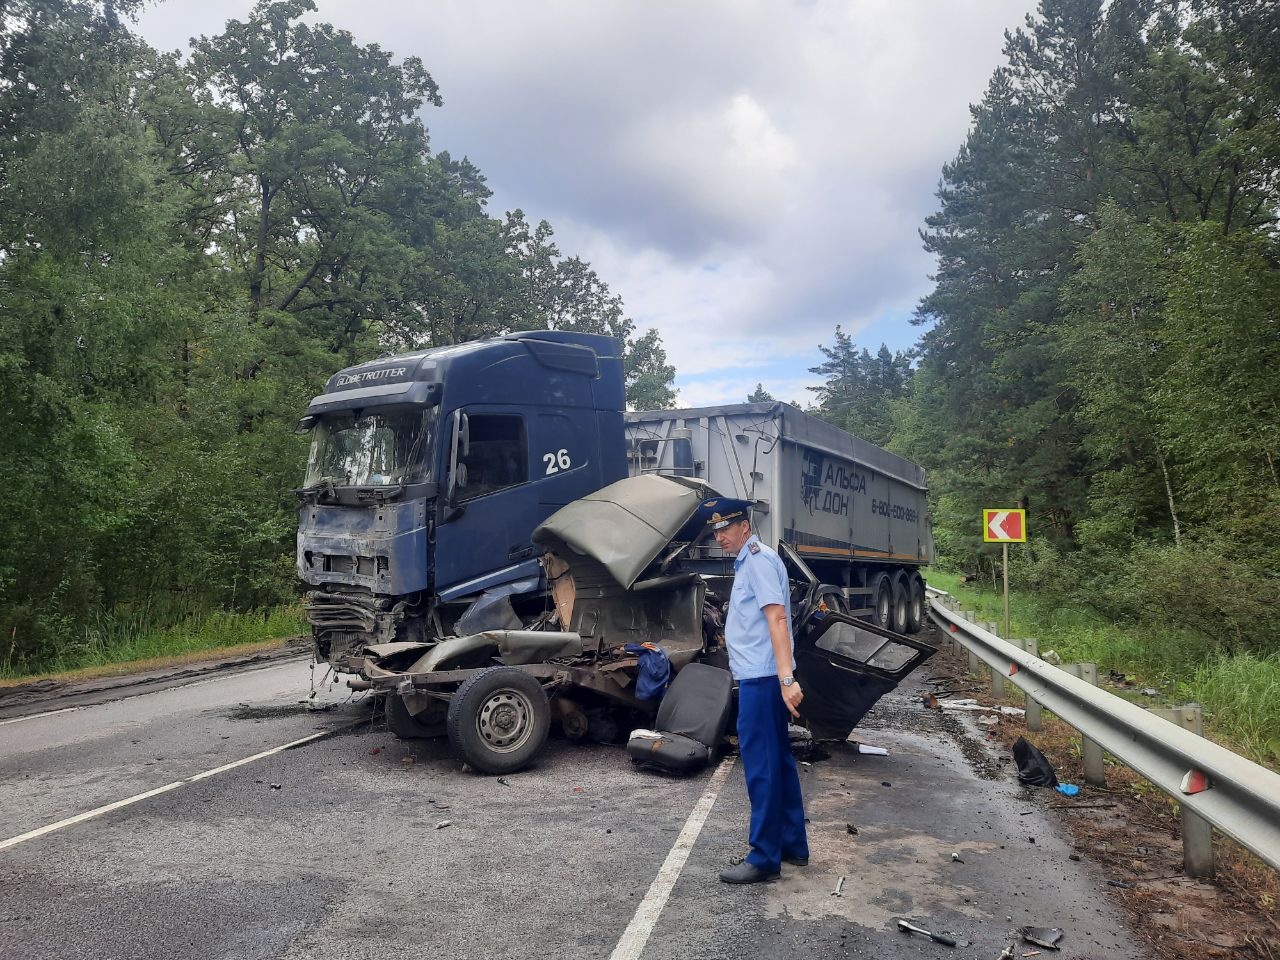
[386,690,446,739]
[871,575,893,631]
[446,666,551,774]
[890,576,909,634]
[905,576,925,633]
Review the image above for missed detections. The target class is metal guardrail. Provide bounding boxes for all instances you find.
[926,591,1280,877]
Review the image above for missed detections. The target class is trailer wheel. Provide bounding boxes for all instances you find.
[871,576,894,631]
[386,691,446,740]
[447,667,551,774]
[905,577,925,633]
[890,576,909,634]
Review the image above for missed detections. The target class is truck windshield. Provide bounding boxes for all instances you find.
[304,409,437,488]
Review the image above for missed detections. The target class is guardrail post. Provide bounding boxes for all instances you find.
[1066,663,1105,785]
[1022,638,1042,732]
[1152,704,1214,879]
[964,612,982,675]
[983,621,1007,698]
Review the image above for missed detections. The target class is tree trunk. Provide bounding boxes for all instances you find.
[249,177,271,315]
[1157,450,1182,547]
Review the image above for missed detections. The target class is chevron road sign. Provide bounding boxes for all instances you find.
[983,509,1026,543]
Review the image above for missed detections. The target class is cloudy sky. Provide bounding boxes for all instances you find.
[136,0,1037,407]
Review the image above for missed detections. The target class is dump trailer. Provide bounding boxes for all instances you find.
[294,333,938,772]
[625,403,934,633]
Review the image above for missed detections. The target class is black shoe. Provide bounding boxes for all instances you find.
[783,854,809,866]
[718,861,780,884]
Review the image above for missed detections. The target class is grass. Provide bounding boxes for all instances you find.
[0,605,307,684]
[926,569,1280,766]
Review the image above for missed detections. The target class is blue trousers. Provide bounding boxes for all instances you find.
[737,677,809,872]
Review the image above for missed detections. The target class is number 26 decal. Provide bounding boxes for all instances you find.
[543,449,572,474]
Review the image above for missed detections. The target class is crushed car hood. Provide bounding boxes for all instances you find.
[532,474,713,588]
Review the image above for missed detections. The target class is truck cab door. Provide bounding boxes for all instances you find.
[434,404,604,601]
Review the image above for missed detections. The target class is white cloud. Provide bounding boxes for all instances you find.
[134,0,1036,402]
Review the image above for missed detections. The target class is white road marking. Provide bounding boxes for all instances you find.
[0,706,83,726]
[0,728,339,852]
[608,757,736,960]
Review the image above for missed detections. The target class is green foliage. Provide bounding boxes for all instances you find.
[806,327,911,447]
[747,383,774,403]
[903,0,1280,668]
[0,0,677,672]
[928,571,1280,763]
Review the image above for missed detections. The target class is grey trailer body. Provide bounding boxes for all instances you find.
[625,402,934,630]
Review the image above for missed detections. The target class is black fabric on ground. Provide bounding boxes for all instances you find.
[1013,735,1059,787]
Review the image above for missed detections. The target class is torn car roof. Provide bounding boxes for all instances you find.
[532,474,714,589]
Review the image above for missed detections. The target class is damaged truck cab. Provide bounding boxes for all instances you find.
[296,331,627,666]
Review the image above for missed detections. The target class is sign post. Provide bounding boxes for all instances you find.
[983,509,1027,639]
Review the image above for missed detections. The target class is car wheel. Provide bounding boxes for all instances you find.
[447,666,551,774]
[386,690,447,739]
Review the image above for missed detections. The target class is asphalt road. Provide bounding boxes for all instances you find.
[0,657,1150,960]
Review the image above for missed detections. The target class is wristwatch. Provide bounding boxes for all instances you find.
[780,676,797,687]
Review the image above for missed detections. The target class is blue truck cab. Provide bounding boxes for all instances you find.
[296,331,628,666]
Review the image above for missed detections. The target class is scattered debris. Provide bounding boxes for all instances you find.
[269,783,282,790]
[896,918,957,947]
[978,714,1000,726]
[1048,802,1115,811]
[855,742,889,756]
[832,876,845,897]
[1068,854,1082,862]
[369,747,381,756]
[435,820,452,830]
[924,692,941,710]
[1042,650,1062,665]
[951,852,965,863]
[1107,879,1134,889]
[1054,783,1079,797]
[497,777,510,786]
[400,756,415,764]
[939,698,1025,717]
[997,943,1017,960]
[1019,926,1064,950]
[846,823,859,836]
[1140,688,1159,697]
[880,781,892,788]
[1013,736,1059,787]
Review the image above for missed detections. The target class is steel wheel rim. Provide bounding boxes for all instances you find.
[476,688,535,753]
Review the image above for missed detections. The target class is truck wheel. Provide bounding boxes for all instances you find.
[386,691,446,740]
[871,576,893,631]
[447,667,551,774]
[905,577,925,633]
[890,577,909,634]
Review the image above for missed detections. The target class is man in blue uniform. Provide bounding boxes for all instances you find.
[705,498,810,884]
